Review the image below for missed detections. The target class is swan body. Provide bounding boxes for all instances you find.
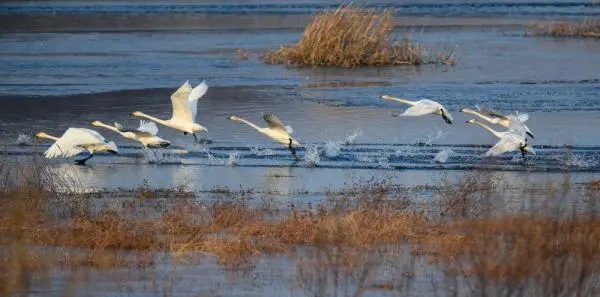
[34,128,118,165]
[131,80,208,141]
[465,119,535,160]
[380,95,453,124]
[90,120,170,148]
[229,113,300,160]
[462,106,535,139]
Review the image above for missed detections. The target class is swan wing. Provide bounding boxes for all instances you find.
[170,81,193,122]
[188,81,208,122]
[137,120,159,135]
[44,128,105,158]
[485,138,520,157]
[400,103,438,117]
[507,121,528,138]
[476,105,508,120]
[262,113,288,133]
[506,112,529,123]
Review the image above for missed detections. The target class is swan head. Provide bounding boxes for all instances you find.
[34,132,48,138]
[130,111,143,117]
[380,95,393,100]
[460,108,471,113]
[228,115,242,121]
[90,120,102,127]
[192,123,208,133]
[465,119,477,124]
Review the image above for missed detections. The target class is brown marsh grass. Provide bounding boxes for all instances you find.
[527,19,600,38]
[262,4,456,67]
[2,155,600,296]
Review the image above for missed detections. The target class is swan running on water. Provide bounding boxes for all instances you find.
[461,106,535,139]
[90,120,170,148]
[131,80,208,141]
[228,113,301,161]
[465,119,535,161]
[34,128,118,165]
[380,95,453,124]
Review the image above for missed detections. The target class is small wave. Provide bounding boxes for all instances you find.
[15,133,32,146]
[434,148,455,164]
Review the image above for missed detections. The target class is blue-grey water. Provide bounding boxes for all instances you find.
[1,1,600,296]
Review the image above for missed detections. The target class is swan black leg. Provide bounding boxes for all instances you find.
[75,154,94,165]
[193,133,198,142]
[520,148,526,163]
[288,139,300,161]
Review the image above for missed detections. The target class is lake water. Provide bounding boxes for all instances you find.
[1,1,600,296]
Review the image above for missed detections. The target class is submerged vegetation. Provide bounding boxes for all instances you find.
[1,156,600,296]
[262,5,456,67]
[527,19,600,38]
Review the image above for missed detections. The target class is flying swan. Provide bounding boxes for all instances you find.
[461,106,534,139]
[228,113,301,161]
[131,80,208,141]
[34,128,118,165]
[465,119,535,161]
[380,95,453,124]
[90,120,170,148]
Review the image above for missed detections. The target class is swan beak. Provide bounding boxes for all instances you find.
[380,95,390,100]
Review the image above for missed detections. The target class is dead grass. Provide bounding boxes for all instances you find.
[262,5,456,67]
[527,19,600,38]
[2,155,600,296]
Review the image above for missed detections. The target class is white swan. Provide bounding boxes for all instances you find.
[90,120,170,148]
[465,119,535,160]
[34,128,118,165]
[131,80,208,141]
[228,113,301,161]
[461,106,535,139]
[380,95,453,124]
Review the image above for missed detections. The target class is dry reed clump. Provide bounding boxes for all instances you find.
[527,19,600,38]
[262,5,456,67]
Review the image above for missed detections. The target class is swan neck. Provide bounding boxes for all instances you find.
[95,122,123,134]
[472,120,502,138]
[39,134,59,141]
[387,96,415,105]
[464,109,495,123]
[235,118,263,132]
[136,113,169,126]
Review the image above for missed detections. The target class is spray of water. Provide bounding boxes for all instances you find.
[226,151,241,167]
[304,144,321,167]
[146,148,182,165]
[433,148,455,164]
[250,145,275,156]
[15,133,32,146]
[343,129,363,145]
[323,141,342,158]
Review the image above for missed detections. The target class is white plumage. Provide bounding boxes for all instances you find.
[380,95,453,124]
[131,80,209,141]
[90,120,170,148]
[462,106,535,139]
[34,128,118,165]
[465,119,535,159]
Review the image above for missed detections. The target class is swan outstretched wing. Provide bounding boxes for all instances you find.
[44,128,105,158]
[188,81,208,122]
[170,81,193,122]
[137,120,159,135]
[262,113,288,132]
[476,105,507,120]
[400,103,438,117]
[507,112,529,123]
[485,138,520,157]
[507,121,528,138]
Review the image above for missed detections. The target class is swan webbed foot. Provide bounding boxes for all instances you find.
[527,132,535,139]
[74,154,94,165]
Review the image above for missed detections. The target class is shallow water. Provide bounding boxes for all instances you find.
[1,1,600,296]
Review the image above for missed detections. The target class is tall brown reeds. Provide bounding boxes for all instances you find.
[262,5,456,67]
[527,19,600,38]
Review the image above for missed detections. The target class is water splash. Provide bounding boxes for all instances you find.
[344,129,363,145]
[323,141,342,158]
[563,151,598,168]
[377,156,391,169]
[250,145,275,156]
[15,133,32,146]
[433,148,455,163]
[146,149,182,165]
[226,151,240,167]
[304,144,320,167]
[416,128,446,145]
